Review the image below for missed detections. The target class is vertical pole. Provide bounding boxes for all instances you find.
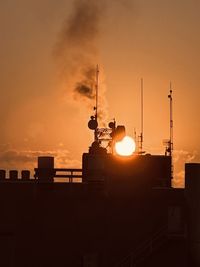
[141,78,143,151]
[95,65,99,123]
[139,78,144,154]
[94,65,99,142]
[168,84,173,179]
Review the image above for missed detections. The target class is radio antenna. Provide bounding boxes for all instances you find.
[168,83,173,178]
[139,78,144,154]
[95,65,99,121]
[94,65,99,141]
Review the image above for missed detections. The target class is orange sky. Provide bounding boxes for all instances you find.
[0,0,199,186]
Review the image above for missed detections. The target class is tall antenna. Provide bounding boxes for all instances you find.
[138,78,144,154]
[168,83,173,178]
[95,64,99,122]
[141,78,144,149]
[94,65,99,142]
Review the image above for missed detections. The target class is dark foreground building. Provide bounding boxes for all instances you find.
[0,153,198,267]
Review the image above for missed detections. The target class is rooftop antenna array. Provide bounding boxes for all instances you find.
[88,65,126,154]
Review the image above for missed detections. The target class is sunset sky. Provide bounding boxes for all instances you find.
[0,0,199,186]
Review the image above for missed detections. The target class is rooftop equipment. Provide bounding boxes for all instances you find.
[9,170,18,180]
[0,170,6,180]
[21,170,31,180]
[34,156,55,181]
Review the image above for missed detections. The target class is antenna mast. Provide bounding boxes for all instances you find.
[95,65,99,122]
[168,84,173,178]
[94,65,99,142]
[139,78,144,154]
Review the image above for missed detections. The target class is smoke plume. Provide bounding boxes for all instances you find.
[54,0,107,124]
[75,67,96,99]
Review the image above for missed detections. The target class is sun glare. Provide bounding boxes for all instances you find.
[115,136,136,156]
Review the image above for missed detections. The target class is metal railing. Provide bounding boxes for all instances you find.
[54,168,82,183]
[33,168,82,183]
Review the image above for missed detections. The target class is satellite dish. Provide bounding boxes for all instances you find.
[88,118,98,130]
[108,122,115,129]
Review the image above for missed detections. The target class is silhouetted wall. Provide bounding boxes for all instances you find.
[0,155,184,267]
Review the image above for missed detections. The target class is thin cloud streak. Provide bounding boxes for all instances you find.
[0,145,81,176]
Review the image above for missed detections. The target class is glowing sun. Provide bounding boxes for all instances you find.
[115,136,136,156]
